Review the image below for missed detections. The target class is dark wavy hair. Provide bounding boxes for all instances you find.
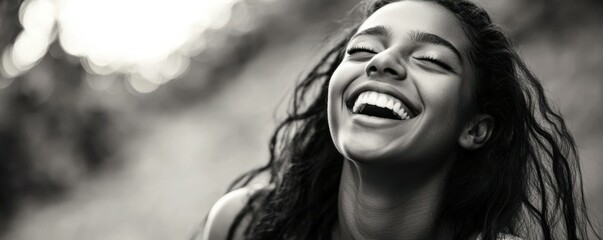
[224,0,601,239]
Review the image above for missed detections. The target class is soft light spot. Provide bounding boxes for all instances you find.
[85,73,116,91]
[127,74,160,94]
[11,31,49,71]
[20,0,56,34]
[1,47,22,78]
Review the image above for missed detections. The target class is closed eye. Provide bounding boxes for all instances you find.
[346,46,377,55]
[413,56,453,72]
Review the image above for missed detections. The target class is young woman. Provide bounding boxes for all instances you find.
[201,0,601,239]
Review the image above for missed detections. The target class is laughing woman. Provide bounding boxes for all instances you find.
[201,0,601,239]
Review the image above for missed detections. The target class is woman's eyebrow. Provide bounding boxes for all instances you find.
[350,25,392,41]
[409,30,463,63]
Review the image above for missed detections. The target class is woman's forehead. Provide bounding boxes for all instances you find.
[358,1,470,52]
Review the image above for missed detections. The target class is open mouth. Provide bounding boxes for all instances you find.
[347,91,418,120]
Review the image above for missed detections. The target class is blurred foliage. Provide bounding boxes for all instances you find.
[0,0,123,234]
[0,0,352,235]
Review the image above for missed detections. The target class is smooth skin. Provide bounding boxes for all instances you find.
[202,1,494,240]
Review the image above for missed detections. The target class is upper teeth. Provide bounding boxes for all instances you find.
[352,91,412,120]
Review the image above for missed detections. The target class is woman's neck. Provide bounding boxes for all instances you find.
[334,159,454,240]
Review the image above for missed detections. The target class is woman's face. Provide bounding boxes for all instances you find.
[327,1,475,166]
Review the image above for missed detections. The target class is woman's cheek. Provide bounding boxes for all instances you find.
[329,62,362,102]
[331,61,362,83]
[418,74,466,138]
[415,71,462,106]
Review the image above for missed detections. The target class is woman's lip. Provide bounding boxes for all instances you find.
[351,114,404,128]
[345,82,421,117]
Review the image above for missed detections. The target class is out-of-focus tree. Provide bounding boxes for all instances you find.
[0,0,354,236]
[0,0,124,235]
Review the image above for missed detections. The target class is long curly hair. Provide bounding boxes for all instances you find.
[225,0,601,239]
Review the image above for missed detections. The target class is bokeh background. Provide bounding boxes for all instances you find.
[0,0,602,239]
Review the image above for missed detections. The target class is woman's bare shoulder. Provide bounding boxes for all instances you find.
[200,185,266,240]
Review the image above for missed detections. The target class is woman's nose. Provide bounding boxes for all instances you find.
[364,51,407,80]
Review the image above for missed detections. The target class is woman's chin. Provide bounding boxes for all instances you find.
[340,141,406,164]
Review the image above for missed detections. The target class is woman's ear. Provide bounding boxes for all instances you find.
[458,114,494,150]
